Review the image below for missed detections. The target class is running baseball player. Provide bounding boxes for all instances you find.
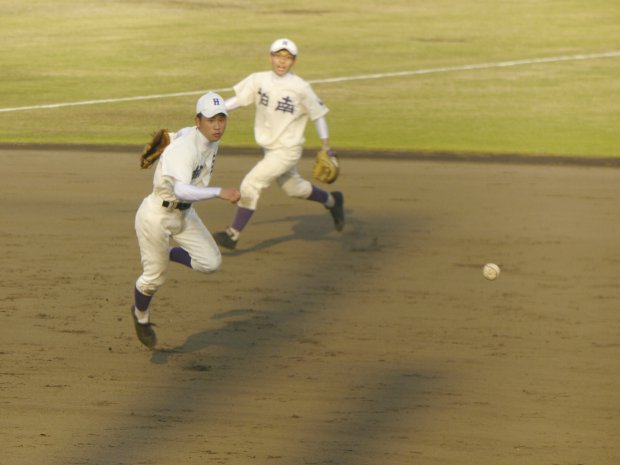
[212,38,344,250]
[132,91,240,349]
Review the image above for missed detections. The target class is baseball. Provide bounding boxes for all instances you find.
[482,263,501,280]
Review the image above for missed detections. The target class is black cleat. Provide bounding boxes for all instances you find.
[131,306,157,349]
[213,230,238,250]
[328,191,345,231]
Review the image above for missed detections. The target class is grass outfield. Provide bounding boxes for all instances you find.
[0,0,619,157]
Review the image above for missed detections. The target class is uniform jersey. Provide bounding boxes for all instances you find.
[233,71,329,150]
[152,127,218,202]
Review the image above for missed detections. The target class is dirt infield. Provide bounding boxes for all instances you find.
[1,147,619,465]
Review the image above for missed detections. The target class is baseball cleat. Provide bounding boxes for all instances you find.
[213,230,238,250]
[328,191,345,231]
[131,306,157,349]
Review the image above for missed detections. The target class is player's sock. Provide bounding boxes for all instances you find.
[169,246,192,268]
[226,227,241,240]
[231,206,254,234]
[134,287,152,316]
[133,306,150,325]
[307,185,331,205]
[324,193,336,208]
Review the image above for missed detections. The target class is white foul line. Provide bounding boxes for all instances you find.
[1,50,619,113]
[308,50,620,84]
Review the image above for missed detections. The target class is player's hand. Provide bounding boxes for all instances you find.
[219,187,241,203]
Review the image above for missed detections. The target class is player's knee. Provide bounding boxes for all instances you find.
[191,253,222,273]
[281,178,312,199]
[239,183,260,210]
[240,181,258,199]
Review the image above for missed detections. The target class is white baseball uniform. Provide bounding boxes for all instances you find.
[229,70,329,210]
[135,127,222,296]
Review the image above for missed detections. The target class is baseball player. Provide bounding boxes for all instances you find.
[132,91,241,349]
[212,38,344,250]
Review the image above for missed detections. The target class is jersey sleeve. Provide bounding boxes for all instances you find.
[303,83,329,121]
[159,144,195,185]
[172,126,193,140]
[233,73,258,107]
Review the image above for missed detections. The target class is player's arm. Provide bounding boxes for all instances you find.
[227,73,260,110]
[174,182,240,203]
[314,116,333,153]
[224,96,240,112]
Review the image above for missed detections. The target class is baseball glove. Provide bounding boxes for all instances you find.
[140,129,170,169]
[312,149,340,184]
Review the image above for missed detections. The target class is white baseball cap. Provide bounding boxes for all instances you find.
[270,38,298,56]
[196,91,228,117]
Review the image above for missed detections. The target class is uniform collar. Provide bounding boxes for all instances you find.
[271,71,293,80]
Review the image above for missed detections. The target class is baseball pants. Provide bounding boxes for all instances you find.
[238,146,313,210]
[135,194,221,296]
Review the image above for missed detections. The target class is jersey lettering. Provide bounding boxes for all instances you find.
[275,96,295,114]
[192,164,204,180]
[258,88,269,107]
[209,154,217,177]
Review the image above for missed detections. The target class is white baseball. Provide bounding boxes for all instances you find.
[482,263,501,280]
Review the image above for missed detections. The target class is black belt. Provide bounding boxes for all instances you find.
[162,200,192,210]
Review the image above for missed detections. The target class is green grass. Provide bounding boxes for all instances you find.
[0,0,619,156]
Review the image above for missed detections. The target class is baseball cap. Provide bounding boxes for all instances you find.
[196,91,228,118]
[270,38,298,56]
